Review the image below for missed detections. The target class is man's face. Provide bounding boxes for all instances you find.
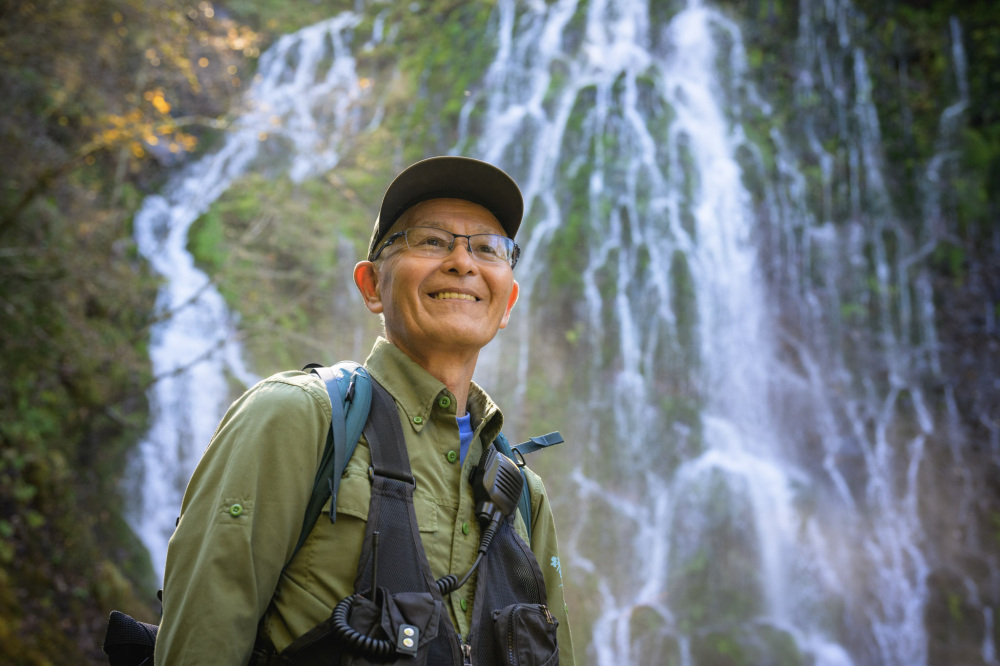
[356,198,519,362]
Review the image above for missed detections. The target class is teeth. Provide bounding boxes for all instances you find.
[432,292,477,301]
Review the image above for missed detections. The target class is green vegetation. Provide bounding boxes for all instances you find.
[629,605,682,665]
[222,0,354,36]
[669,472,762,634]
[4,0,1000,663]
[0,0,266,661]
[179,1,508,376]
[719,3,1000,664]
[186,169,385,372]
[690,624,804,666]
[722,0,1000,248]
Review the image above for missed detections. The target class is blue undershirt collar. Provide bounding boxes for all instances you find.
[456,412,474,464]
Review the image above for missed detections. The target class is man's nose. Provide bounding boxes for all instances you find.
[444,237,478,270]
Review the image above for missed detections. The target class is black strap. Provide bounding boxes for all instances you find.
[365,380,416,485]
[492,433,534,542]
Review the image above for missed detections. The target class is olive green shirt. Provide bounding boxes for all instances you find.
[154,338,574,664]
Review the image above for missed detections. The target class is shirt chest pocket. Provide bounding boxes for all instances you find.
[333,471,438,533]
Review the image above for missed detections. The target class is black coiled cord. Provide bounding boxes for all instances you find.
[435,574,460,596]
[330,566,480,661]
[330,492,508,659]
[331,594,396,660]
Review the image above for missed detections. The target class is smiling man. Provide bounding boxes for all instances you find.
[154,157,574,665]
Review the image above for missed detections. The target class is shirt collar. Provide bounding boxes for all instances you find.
[364,337,504,439]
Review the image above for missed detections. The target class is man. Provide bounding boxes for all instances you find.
[154,156,574,664]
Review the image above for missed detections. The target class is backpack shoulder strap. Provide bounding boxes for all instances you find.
[511,431,564,457]
[494,431,563,544]
[289,363,562,558]
[290,361,372,561]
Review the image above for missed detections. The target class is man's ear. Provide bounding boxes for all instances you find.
[498,279,519,329]
[354,261,383,314]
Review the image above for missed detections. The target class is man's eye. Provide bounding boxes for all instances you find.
[474,242,500,256]
[415,235,447,247]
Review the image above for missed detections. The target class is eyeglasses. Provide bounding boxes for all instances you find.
[372,226,520,268]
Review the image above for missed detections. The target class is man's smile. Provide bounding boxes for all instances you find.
[430,291,480,302]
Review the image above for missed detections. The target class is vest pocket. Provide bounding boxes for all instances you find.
[492,603,560,666]
[338,590,444,666]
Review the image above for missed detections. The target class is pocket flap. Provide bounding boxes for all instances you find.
[492,603,559,666]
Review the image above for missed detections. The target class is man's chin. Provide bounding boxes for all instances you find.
[390,324,498,356]
[430,324,501,351]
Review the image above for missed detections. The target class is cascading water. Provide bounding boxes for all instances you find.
[127,0,986,664]
[462,1,868,663]
[129,13,370,577]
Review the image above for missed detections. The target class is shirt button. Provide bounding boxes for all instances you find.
[462,522,470,535]
[438,395,451,409]
[446,450,458,463]
[460,598,468,612]
[413,415,423,425]
[229,504,243,517]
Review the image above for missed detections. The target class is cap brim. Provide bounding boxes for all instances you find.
[367,156,523,261]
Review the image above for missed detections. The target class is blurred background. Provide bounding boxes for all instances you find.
[2,0,999,664]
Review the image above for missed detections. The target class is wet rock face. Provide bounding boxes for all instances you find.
[126,1,1000,665]
[925,568,991,666]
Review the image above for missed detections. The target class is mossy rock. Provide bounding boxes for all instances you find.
[691,623,809,666]
[629,604,682,665]
[668,469,764,632]
[925,567,990,666]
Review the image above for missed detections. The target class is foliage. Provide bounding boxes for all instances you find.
[221,0,353,36]
[182,0,509,377]
[858,0,1000,233]
[0,0,263,661]
[716,1,1000,663]
[374,0,501,157]
[186,169,385,374]
[5,0,1000,662]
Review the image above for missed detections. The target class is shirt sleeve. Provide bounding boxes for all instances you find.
[524,468,577,666]
[154,375,330,666]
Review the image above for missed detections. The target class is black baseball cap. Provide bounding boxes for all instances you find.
[366,156,523,261]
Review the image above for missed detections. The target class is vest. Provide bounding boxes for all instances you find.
[250,378,559,666]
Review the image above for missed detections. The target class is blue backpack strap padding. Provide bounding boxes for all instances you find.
[291,362,372,561]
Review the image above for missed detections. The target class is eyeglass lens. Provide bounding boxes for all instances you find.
[404,227,515,264]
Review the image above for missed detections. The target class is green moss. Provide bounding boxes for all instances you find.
[931,241,966,285]
[378,1,500,153]
[691,624,807,666]
[188,210,228,272]
[691,630,748,666]
[183,166,390,373]
[676,135,699,239]
[668,468,766,638]
[947,592,964,621]
[755,624,806,666]
[954,127,995,234]
[629,605,682,665]
[649,0,685,35]
[660,393,701,434]
[669,250,698,357]
[547,163,592,299]
[225,0,354,36]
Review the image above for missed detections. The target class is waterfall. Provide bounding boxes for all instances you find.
[129,12,369,577]
[127,0,982,664]
[457,0,870,663]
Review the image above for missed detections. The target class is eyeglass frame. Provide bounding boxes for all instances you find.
[370,225,521,268]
